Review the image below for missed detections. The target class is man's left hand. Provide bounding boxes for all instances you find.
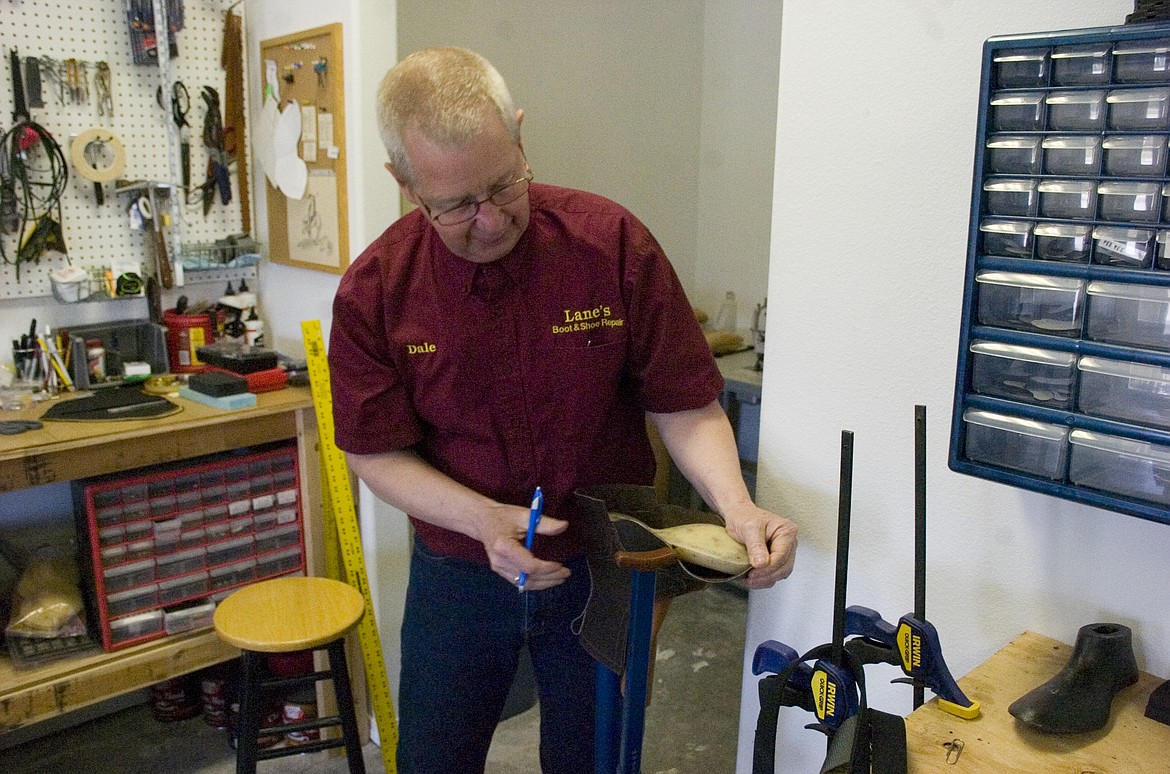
[723,504,797,589]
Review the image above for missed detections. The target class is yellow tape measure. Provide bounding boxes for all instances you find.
[302,319,399,771]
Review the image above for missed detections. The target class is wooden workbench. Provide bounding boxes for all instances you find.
[905,631,1170,772]
[0,386,331,735]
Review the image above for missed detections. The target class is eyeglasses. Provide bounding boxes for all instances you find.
[419,170,533,226]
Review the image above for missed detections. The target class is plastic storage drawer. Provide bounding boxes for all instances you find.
[980,219,1032,258]
[963,409,1069,479]
[1086,280,1170,351]
[209,558,257,591]
[994,48,1048,87]
[256,546,304,578]
[984,179,1038,216]
[103,559,155,593]
[1051,42,1112,86]
[1077,356,1170,429]
[108,610,164,646]
[1103,135,1167,176]
[990,91,1046,131]
[254,523,301,555]
[986,135,1042,174]
[1069,430,1170,506]
[1092,226,1155,268]
[1035,223,1092,263]
[164,601,216,635]
[1157,231,1170,269]
[975,271,1086,336]
[158,571,211,605]
[1112,37,1170,83]
[1098,181,1161,223]
[1107,87,1170,130]
[106,584,158,618]
[208,535,255,566]
[969,341,1076,409]
[1039,179,1097,220]
[156,547,207,580]
[1046,90,1106,130]
[1043,136,1101,175]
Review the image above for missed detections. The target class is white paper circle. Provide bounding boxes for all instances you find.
[274,155,308,199]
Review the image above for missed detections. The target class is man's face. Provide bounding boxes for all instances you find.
[397,114,530,264]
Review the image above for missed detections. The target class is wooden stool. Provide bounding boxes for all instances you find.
[213,576,367,774]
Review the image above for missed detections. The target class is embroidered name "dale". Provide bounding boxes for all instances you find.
[406,342,437,355]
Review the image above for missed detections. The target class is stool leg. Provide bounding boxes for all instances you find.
[236,650,264,774]
[326,639,367,774]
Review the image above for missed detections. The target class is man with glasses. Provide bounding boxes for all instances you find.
[328,47,797,773]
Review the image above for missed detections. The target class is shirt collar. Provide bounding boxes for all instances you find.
[431,225,533,299]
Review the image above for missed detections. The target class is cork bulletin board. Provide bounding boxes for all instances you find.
[260,23,348,274]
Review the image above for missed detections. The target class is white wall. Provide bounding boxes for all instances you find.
[398,1,781,324]
[244,0,407,737]
[695,1,782,327]
[746,3,1170,772]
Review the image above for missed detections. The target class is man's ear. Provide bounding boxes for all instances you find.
[386,162,419,206]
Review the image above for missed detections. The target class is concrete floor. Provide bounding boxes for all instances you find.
[1,583,747,773]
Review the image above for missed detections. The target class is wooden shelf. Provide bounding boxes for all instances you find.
[905,630,1170,772]
[0,629,237,731]
[0,387,313,492]
[0,387,331,737]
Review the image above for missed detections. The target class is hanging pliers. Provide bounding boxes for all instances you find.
[201,85,231,214]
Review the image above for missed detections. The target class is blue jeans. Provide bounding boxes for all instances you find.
[397,538,597,773]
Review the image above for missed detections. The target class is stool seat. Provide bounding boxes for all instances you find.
[214,576,364,653]
[214,576,368,773]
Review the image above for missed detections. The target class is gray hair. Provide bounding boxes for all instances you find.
[376,47,520,186]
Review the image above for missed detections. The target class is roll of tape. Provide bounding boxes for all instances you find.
[70,128,126,183]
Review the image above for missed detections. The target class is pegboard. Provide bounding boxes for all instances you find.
[0,0,249,301]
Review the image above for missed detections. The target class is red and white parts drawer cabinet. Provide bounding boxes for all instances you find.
[74,441,306,651]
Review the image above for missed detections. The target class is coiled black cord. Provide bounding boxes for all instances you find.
[0,121,69,277]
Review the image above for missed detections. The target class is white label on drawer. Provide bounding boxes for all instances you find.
[1137,299,1165,324]
[1127,376,1159,394]
[228,498,251,516]
[1143,147,1155,165]
[252,494,276,511]
[1081,192,1091,208]
[276,488,298,505]
[1148,100,1162,120]
[1158,54,1168,72]
[276,507,298,524]
[1100,238,1147,260]
[1093,61,1105,75]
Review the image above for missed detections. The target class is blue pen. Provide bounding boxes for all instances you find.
[518,486,543,593]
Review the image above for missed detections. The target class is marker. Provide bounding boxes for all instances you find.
[518,486,543,593]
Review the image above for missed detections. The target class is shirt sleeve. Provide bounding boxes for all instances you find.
[328,248,425,455]
[619,216,725,414]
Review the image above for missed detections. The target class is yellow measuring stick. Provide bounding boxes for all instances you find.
[302,319,399,772]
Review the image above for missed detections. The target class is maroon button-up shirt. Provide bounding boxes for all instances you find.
[329,183,723,563]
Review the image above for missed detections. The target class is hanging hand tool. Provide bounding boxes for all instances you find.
[842,406,980,720]
[139,192,173,289]
[221,10,250,233]
[200,85,231,215]
[158,81,190,190]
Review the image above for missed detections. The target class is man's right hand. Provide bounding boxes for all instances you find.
[477,502,571,590]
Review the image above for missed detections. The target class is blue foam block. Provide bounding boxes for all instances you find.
[179,385,257,411]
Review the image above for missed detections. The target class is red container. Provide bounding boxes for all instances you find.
[164,309,218,373]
